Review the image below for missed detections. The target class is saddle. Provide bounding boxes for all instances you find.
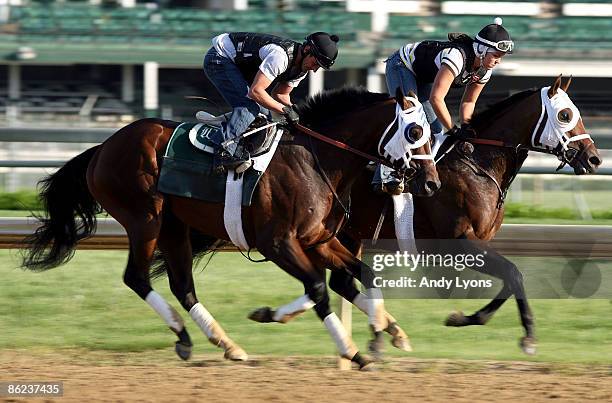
[157,116,285,207]
[193,111,279,159]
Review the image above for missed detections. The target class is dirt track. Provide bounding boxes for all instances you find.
[1,350,611,402]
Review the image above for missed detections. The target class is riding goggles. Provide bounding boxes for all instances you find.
[475,35,514,53]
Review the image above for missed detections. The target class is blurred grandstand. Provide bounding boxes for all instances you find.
[2,0,612,121]
[0,0,610,195]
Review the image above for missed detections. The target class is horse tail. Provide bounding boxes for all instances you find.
[149,229,225,280]
[21,146,101,271]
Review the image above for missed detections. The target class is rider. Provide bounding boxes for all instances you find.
[375,17,514,193]
[203,31,340,168]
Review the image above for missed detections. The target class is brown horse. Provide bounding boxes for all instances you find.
[21,87,440,369]
[250,76,602,355]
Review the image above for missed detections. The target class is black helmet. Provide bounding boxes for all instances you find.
[474,17,514,54]
[304,32,339,69]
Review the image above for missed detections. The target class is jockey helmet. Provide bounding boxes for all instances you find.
[304,32,339,69]
[473,17,514,57]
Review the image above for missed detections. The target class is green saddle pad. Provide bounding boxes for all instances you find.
[157,122,263,206]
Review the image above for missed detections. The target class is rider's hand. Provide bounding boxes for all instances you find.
[447,123,475,140]
[460,123,476,139]
[445,125,460,137]
[282,105,300,126]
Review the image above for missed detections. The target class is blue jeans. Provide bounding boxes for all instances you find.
[374,51,444,185]
[203,48,269,148]
[384,51,442,134]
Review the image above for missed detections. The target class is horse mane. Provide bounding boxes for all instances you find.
[295,86,390,128]
[470,89,539,128]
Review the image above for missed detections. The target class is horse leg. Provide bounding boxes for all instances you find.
[329,271,412,352]
[122,220,191,356]
[332,232,412,351]
[445,285,511,327]
[306,238,388,361]
[444,240,536,355]
[157,214,247,361]
[257,236,373,370]
[248,293,315,324]
[248,246,412,352]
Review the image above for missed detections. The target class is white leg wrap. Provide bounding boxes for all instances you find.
[352,293,369,314]
[366,288,385,332]
[323,313,358,358]
[145,291,184,332]
[272,294,315,323]
[189,302,227,346]
[354,293,393,330]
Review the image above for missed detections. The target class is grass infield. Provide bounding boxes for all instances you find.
[1,250,610,364]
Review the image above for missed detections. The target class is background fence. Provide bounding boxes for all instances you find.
[4,217,612,256]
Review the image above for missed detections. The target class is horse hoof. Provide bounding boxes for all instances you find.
[248,307,275,323]
[359,361,377,371]
[368,333,385,362]
[175,341,192,361]
[520,336,537,355]
[351,352,376,371]
[391,335,413,352]
[224,345,249,361]
[445,311,469,327]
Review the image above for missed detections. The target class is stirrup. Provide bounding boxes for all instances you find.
[214,148,252,174]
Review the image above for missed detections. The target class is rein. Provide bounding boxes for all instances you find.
[464,138,518,149]
[294,123,398,170]
[459,131,583,208]
[456,137,533,209]
[304,134,351,249]
[458,134,546,208]
[454,144,508,209]
[290,121,397,248]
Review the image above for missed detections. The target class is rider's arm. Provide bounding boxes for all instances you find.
[429,65,456,130]
[460,82,485,124]
[248,71,287,114]
[271,82,294,107]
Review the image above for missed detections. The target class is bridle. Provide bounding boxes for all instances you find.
[528,87,594,171]
[450,87,594,207]
[289,98,433,246]
[292,96,434,173]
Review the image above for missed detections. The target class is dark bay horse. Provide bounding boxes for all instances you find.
[21,87,440,369]
[251,76,602,355]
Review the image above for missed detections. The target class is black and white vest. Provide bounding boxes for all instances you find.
[228,32,306,85]
[407,34,487,88]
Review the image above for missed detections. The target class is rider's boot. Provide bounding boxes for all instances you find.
[215,142,251,172]
[213,125,252,174]
[374,164,404,195]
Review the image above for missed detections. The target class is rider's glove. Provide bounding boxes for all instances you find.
[282,105,300,126]
[447,123,476,140]
[460,123,477,139]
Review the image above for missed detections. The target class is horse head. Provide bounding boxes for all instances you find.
[377,88,441,196]
[471,75,602,176]
[543,75,602,174]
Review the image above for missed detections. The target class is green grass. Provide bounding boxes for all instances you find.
[509,189,612,211]
[0,191,40,210]
[3,209,612,225]
[0,210,40,217]
[504,217,612,225]
[1,250,610,363]
[2,186,612,223]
